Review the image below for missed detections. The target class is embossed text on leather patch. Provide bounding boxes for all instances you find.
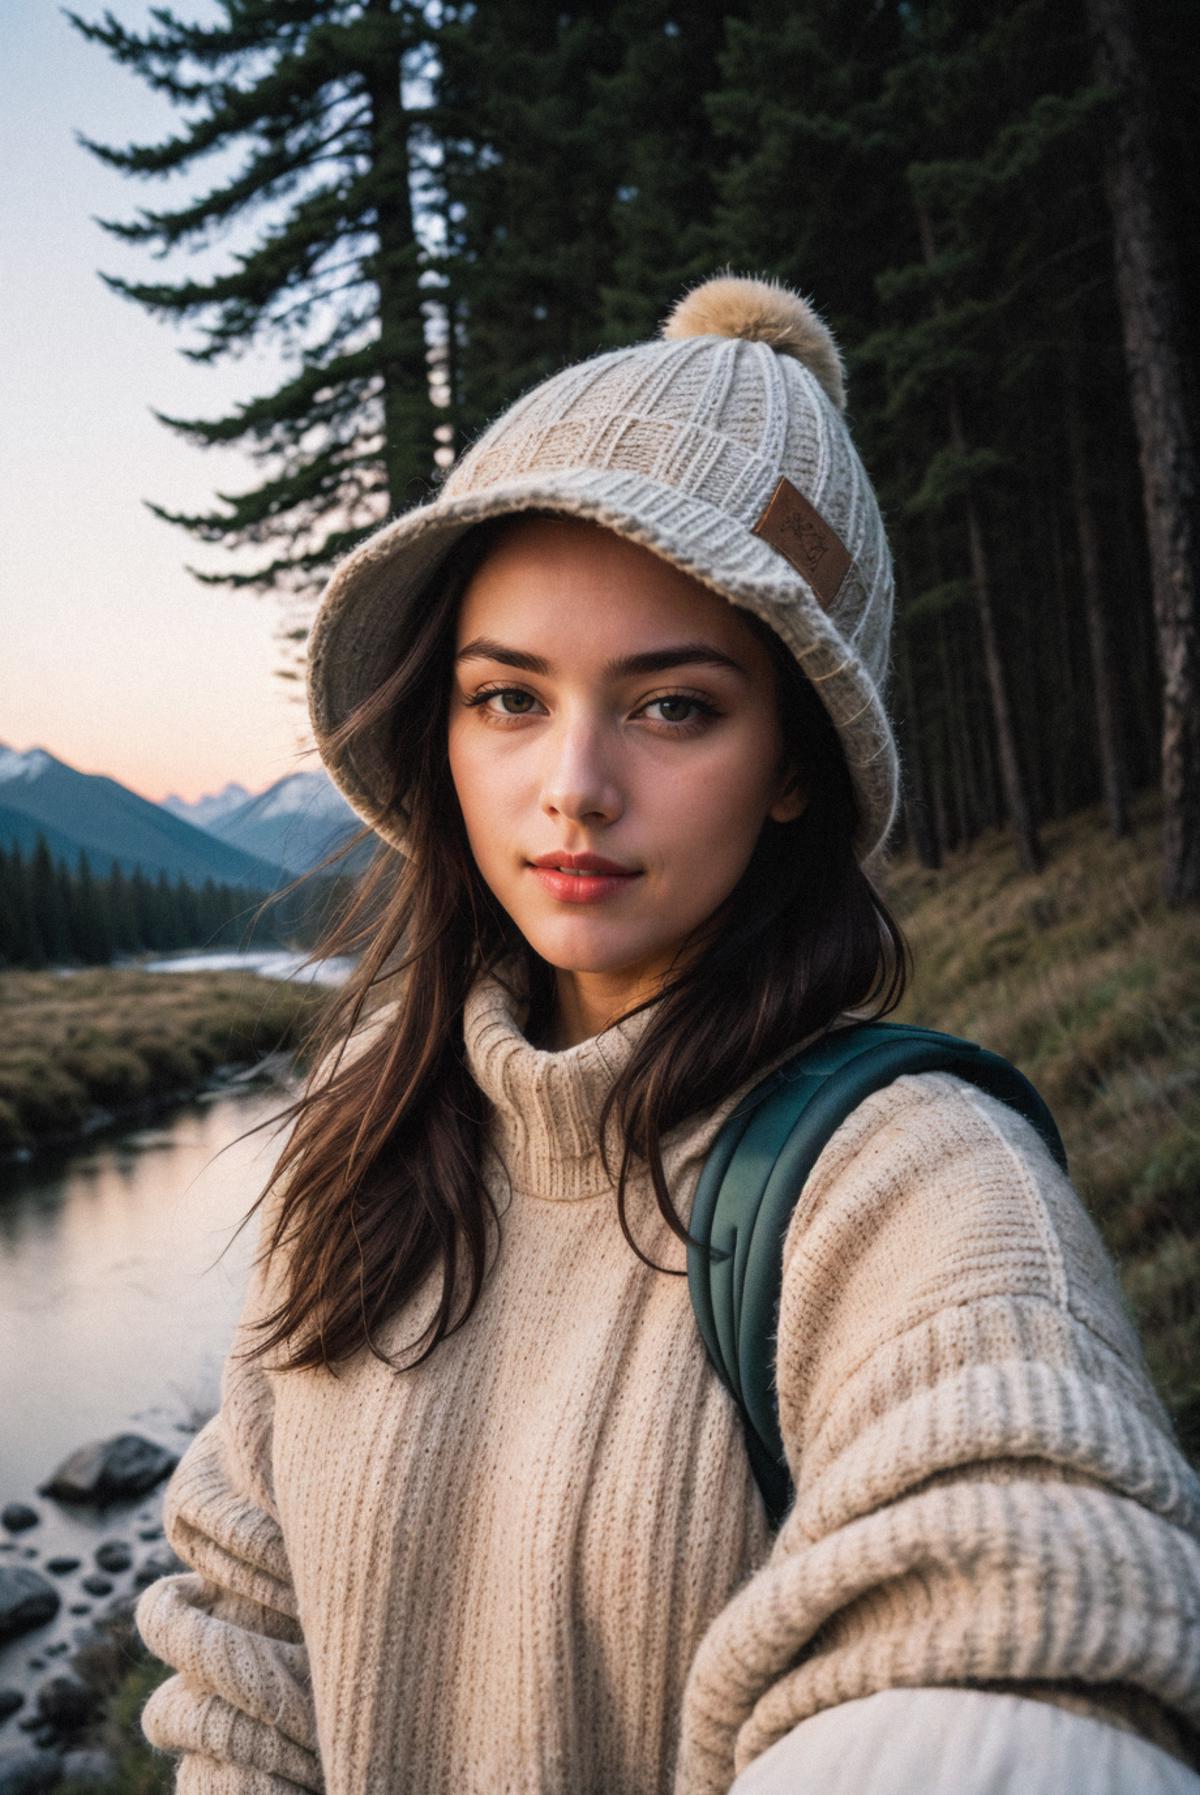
[751,476,852,610]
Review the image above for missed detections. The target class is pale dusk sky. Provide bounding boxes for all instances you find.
[1,2,348,804]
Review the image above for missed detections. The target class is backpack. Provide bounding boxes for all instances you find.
[686,1020,1068,1529]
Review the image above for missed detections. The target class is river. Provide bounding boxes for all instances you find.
[0,952,336,1717]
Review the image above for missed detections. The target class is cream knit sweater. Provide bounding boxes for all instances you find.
[136,964,1200,1793]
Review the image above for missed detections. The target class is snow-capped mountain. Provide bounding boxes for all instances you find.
[197,769,362,874]
[0,745,54,784]
[0,743,287,888]
[163,781,251,830]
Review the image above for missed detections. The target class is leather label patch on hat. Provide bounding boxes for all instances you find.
[752,476,851,610]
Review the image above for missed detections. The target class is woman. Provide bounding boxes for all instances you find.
[136,275,1200,1793]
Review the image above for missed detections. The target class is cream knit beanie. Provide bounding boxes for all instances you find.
[307,273,901,868]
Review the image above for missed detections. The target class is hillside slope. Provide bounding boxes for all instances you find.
[0,746,285,888]
[881,784,1200,1458]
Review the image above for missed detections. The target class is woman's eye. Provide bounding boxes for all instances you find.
[464,686,719,730]
[645,696,700,725]
[466,686,541,717]
[491,689,537,715]
[641,694,720,729]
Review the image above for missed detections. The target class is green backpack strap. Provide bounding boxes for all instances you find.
[686,1020,1068,1529]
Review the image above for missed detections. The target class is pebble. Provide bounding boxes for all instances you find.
[0,1505,38,1535]
[44,1558,81,1577]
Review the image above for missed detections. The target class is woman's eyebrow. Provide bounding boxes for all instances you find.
[455,637,749,679]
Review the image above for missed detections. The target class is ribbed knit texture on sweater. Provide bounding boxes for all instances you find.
[136,965,1200,1793]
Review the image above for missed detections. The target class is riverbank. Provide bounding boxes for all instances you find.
[0,967,330,1161]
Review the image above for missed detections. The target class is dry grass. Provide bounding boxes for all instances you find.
[880,784,1200,1459]
[0,967,327,1155]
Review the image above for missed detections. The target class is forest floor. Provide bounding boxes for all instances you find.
[885,780,1200,1460]
[0,966,328,1159]
[16,782,1200,1793]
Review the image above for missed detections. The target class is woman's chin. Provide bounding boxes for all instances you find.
[521,922,678,983]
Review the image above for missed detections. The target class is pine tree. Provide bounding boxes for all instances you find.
[434,0,625,445]
[68,0,447,634]
[7,847,46,968]
[1085,0,1200,902]
[30,836,73,963]
[106,862,141,955]
[594,5,730,345]
[72,854,115,965]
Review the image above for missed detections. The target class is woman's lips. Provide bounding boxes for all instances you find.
[528,864,642,904]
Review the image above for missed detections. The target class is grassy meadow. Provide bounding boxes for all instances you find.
[0,966,328,1157]
[17,787,1200,1790]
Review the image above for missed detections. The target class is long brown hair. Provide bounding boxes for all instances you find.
[238,517,911,1374]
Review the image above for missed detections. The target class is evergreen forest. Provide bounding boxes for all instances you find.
[69,0,1200,900]
[0,837,270,967]
[0,837,347,968]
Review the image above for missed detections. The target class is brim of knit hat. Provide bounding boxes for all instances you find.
[306,466,901,869]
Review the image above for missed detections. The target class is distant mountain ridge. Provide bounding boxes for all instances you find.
[0,744,288,889]
[162,781,250,830]
[167,769,362,874]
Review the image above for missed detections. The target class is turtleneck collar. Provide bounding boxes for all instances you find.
[462,957,660,1202]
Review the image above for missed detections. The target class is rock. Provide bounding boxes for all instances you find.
[0,1753,62,1795]
[0,1510,37,1537]
[58,1750,116,1786]
[0,1569,59,1642]
[34,1672,93,1733]
[132,1547,184,1589]
[38,1434,178,1506]
[0,1691,21,1720]
[43,1558,80,1577]
[93,1541,131,1574]
[79,1576,111,1598]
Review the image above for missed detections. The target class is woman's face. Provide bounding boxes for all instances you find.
[447,515,806,1043]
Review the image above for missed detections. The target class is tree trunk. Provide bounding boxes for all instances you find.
[1063,360,1132,836]
[939,614,970,847]
[362,0,434,513]
[947,390,1044,871]
[914,199,1044,873]
[896,622,941,868]
[1087,0,1200,901]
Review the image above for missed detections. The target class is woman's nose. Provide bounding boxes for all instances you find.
[539,716,624,826]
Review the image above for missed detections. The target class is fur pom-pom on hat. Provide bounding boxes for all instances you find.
[661,273,846,413]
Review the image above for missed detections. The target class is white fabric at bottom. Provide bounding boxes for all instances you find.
[728,1687,1200,1795]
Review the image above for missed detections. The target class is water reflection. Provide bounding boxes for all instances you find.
[0,1086,292,1498]
[0,1085,297,1707]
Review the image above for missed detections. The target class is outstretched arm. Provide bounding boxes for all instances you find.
[678,1070,1200,1794]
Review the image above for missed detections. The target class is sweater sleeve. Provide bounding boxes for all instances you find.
[676,1069,1200,1795]
[134,1190,324,1794]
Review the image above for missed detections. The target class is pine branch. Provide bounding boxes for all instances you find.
[96,183,374,356]
[82,104,369,250]
[149,339,381,447]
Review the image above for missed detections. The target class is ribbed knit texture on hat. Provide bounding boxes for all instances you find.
[136,967,1200,1792]
[306,276,901,869]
